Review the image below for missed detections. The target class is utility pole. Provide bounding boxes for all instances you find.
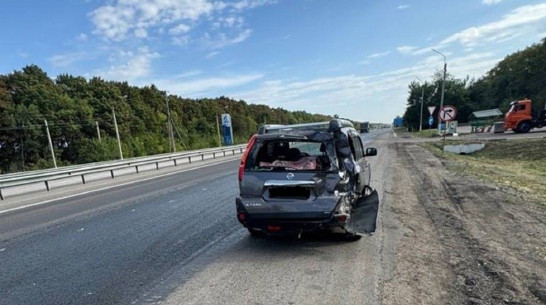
[415,76,425,131]
[44,120,57,168]
[420,86,425,131]
[112,108,123,160]
[166,94,176,152]
[95,121,101,142]
[216,113,222,147]
[21,123,25,171]
[433,49,447,135]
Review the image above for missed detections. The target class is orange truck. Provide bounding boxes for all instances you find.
[504,99,546,133]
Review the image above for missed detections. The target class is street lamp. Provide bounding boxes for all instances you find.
[432,49,447,135]
[415,76,425,131]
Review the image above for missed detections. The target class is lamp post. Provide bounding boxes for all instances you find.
[432,49,447,135]
[415,76,425,131]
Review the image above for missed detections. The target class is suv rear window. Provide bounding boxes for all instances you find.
[247,140,335,171]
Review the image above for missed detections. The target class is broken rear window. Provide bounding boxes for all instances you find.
[248,140,336,171]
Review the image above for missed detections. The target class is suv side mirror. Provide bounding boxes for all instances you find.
[365,147,377,157]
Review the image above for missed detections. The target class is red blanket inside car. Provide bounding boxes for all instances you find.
[259,157,318,170]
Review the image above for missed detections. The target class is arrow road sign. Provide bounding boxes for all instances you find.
[439,105,457,122]
[428,116,434,127]
[428,106,436,115]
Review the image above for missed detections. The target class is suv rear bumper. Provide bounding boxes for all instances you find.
[235,197,342,234]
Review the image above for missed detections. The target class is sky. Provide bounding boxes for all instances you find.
[1,0,546,123]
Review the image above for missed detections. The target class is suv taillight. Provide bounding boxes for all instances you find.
[238,134,257,182]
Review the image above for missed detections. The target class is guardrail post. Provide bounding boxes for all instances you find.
[201,154,204,161]
[156,162,159,170]
[81,175,86,185]
[110,170,115,179]
[0,188,4,200]
[240,147,243,153]
[135,165,139,173]
[188,156,192,164]
[232,149,235,155]
[45,181,50,191]
[223,151,226,156]
[213,152,216,159]
[173,159,177,166]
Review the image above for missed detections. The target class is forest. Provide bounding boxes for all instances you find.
[0,66,330,173]
[403,38,546,129]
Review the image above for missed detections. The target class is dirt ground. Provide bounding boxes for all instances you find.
[381,142,545,305]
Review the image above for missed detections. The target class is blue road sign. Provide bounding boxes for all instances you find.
[428,116,433,127]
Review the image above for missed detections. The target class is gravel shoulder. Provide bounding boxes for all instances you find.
[382,142,545,305]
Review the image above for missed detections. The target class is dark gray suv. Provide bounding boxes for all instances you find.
[235,119,379,237]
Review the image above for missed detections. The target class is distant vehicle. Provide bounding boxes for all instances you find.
[504,99,546,133]
[360,121,369,133]
[236,119,379,238]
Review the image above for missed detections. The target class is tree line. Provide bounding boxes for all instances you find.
[403,38,546,129]
[0,65,331,173]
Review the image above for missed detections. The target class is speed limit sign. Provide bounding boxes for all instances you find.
[439,105,457,122]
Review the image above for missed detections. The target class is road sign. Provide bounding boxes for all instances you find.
[428,106,436,115]
[428,116,434,127]
[438,105,457,122]
[221,113,234,145]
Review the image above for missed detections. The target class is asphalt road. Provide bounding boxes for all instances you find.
[0,130,393,305]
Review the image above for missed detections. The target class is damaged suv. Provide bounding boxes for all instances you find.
[235,119,379,237]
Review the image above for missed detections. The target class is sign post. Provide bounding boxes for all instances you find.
[438,105,457,153]
[427,106,436,129]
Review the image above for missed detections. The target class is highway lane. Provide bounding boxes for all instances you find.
[0,129,395,305]
[138,129,398,305]
[0,160,242,305]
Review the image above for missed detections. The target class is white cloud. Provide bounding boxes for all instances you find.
[230,52,501,122]
[206,51,220,58]
[213,16,245,29]
[169,24,191,35]
[396,5,410,10]
[441,3,546,47]
[94,47,160,81]
[172,36,191,46]
[49,52,87,67]
[134,28,148,38]
[175,70,203,78]
[482,0,503,5]
[202,29,252,49]
[149,73,264,96]
[227,0,277,11]
[367,51,390,59]
[396,45,417,54]
[76,33,88,41]
[89,0,273,44]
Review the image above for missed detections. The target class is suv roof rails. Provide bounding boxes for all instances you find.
[257,119,354,134]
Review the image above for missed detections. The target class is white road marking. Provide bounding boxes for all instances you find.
[0,158,238,216]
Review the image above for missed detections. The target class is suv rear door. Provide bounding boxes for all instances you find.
[239,136,341,219]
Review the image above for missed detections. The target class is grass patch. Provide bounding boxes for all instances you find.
[411,129,439,138]
[422,138,546,205]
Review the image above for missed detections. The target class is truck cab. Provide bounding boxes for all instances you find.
[505,99,533,133]
[504,99,546,133]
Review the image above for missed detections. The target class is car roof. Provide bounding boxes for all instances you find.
[256,130,333,141]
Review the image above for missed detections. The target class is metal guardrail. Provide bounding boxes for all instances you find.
[0,145,246,200]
